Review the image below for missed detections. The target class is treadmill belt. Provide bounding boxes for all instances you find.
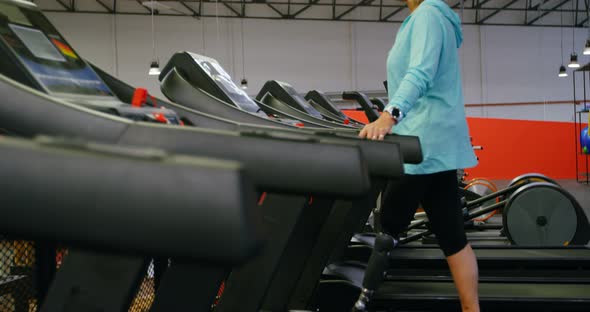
[376,281,590,301]
[385,268,590,283]
[392,248,590,261]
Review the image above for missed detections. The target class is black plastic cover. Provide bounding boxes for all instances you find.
[342,91,380,122]
[0,136,260,264]
[119,125,370,196]
[256,80,358,129]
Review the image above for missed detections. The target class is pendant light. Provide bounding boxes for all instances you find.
[148,0,160,76]
[569,0,580,68]
[240,18,248,90]
[559,8,568,77]
[559,65,568,77]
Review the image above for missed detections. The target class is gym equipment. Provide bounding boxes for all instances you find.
[156,51,423,165]
[0,9,181,126]
[581,126,590,154]
[159,51,319,129]
[256,80,360,128]
[395,178,585,247]
[337,245,590,277]
[0,4,404,312]
[502,182,586,246]
[0,58,376,312]
[297,91,364,126]
[0,135,261,312]
[369,173,567,248]
[304,90,366,126]
[369,97,386,111]
[155,52,426,311]
[157,51,424,158]
[580,106,590,154]
[0,71,372,194]
[508,172,559,188]
[158,49,588,246]
[314,177,590,310]
[156,49,590,310]
[161,53,590,310]
[96,66,420,180]
[294,180,590,312]
[322,233,590,312]
[348,179,589,271]
[341,91,381,122]
[0,135,260,261]
[463,177,499,222]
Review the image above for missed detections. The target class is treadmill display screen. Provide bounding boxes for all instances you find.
[188,52,266,117]
[0,4,115,98]
[277,81,325,119]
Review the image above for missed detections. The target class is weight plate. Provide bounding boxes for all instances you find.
[508,173,559,188]
[503,182,578,246]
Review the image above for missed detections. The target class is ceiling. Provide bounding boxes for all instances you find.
[31,0,590,27]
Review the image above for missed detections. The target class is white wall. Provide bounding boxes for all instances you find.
[45,12,590,122]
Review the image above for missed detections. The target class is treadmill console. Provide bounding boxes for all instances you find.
[161,51,268,119]
[0,0,180,125]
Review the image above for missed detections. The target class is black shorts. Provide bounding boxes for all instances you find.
[380,170,468,257]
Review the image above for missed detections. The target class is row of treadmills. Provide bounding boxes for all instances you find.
[0,0,589,311]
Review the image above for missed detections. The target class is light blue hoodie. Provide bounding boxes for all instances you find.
[385,0,477,175]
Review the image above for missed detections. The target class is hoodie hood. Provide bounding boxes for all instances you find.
[422,0,463,47]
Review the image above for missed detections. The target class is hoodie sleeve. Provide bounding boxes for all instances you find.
[387,9,444,114]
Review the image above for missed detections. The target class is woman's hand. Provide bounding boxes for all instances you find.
[358,112,396,141]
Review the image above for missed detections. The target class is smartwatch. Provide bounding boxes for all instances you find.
[385,106,404,124]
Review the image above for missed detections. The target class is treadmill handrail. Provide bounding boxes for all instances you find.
[0,136,260,264]
[305,90,367,125]
[256,81,358,129]
[342,91,381,122]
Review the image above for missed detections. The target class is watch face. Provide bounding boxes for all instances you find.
[391,108,400,118]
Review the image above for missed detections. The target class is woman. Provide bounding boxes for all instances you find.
[359,0,480,311]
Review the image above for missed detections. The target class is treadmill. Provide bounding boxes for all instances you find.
[151,49,590,311]
[0,135,262,312]
[159,51,319,129]
[0,2,412,311]
[156,51,422,164]
[154,56,425,312]
[156,55,518,248]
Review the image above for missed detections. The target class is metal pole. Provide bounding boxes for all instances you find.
[580,71,590,184]
[574,70,579,182]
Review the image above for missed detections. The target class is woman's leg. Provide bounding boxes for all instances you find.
[420,170,479,312]
[446,244,479,311]
[379,174,425,237]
